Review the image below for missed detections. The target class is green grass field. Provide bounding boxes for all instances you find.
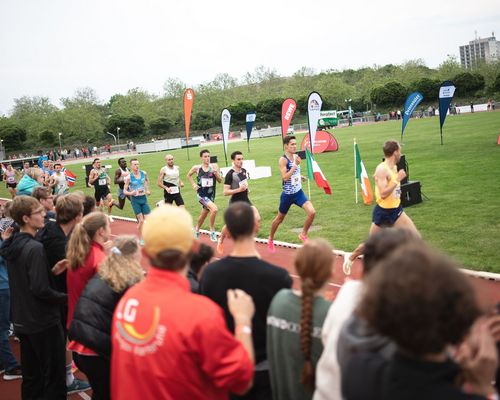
[3,112,499,272]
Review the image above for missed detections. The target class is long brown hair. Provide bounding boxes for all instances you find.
[98,236,144,293]
[294,238,334,390]
[66,211,108,270]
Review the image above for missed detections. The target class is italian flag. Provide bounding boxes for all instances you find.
[354,142,373,205]
[305,148,332,195]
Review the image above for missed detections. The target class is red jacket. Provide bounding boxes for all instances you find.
[67,241,105,329]
[111,267,253,400]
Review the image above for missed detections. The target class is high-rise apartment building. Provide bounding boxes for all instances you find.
[459,33,500,68]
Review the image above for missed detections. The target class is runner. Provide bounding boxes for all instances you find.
[88,158,115,221]
[113,158,130,210]
[157,154,185,207]
[50,163,69,195]
[216,151,261,255]
[187,149,222,242]
[267,136,316,253]
[123,158,151,244]
[343,140,420,274]
[3,164,21,199]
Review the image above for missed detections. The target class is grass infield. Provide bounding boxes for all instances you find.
[3,111,499,272]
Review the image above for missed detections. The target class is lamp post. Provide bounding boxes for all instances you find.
[116,127,120,147]
[58,132,62,153]
[0,139,4,159]
[345,98,352,126]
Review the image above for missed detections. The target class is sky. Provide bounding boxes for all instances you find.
[0,0,499,115]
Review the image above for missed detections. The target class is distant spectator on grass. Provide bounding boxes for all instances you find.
[267,239,334,400]
[200,201,292,400]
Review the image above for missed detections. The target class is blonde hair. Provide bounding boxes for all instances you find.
[27,167,42,181]
[66,211,108,270]
[98,235,144,292]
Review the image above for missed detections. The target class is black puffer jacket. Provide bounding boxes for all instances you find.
[69,275,125,359]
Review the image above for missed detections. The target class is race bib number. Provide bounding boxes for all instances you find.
[98,178,107,186]
[169,186,179,194]
[239,179,248,188]
[393,187,401,199]
[6,176,15,183]
[291,175,300,186]
[201,177,213,188]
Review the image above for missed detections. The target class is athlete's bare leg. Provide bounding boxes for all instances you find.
[269,212,286,242]
[300,201,316,239]
[196,208,210,232]
[394,211,420,237]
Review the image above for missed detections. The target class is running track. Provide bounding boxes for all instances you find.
[1,216,499,399]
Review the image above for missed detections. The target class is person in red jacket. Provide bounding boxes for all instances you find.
[111,205,256,400]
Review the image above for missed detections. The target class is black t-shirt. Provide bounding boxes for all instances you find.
[199,256,292,364]
[224,168,250,203]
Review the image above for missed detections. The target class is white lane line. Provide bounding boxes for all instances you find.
[77,391,92,400]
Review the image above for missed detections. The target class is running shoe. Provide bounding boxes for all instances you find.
[194,230,199,239]
[108,215,114,223]
[210,231,217,242]
[342,253,353,276]
[67,378,91,395]
[216,238,224,255]
[298,233,308,243]
[267,238,275,253]
[3,366,22,381]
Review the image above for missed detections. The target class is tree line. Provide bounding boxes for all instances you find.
[1,57,499,152]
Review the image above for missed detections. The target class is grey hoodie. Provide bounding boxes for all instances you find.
[337,314,395,377]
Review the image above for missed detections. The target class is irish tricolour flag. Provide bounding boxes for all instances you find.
[305,148,332,195]
[354,141,373,205]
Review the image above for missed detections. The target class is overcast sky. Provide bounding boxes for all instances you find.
[0,0,498,115]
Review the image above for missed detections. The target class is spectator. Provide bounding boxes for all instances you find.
[314,228,420,400]
[112,205,255,399]
[0,196,67,399]
[200,201,293,399]
[82,195,96,216]
[32,186,56,223]
[17,168,44,196]
[69,235,144,400]
[267,239,334,400]
[342,243,497,400]
[187,243,214,293]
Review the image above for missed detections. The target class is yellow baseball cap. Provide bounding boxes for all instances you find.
[143,205,194,257]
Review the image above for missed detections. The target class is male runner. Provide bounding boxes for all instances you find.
[113,157,130,210]
[267,135,316,253]
[216,151,261,254]
[123,158,150,244]
[88,158,115,221]
[343,140,420,274]
[157,154,185,207]
[50,163,69,195]
[187,149,222,242]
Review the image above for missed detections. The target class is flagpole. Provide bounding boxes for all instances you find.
[186,139,190,160]
[354,139,358,204]
[308,178,311,202]
[440,127,443,145]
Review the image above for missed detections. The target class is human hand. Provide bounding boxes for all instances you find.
[397,169,407,181]
[192,183,198,191]
[455,320,498,396]
[227,289,255,326]
[294,155,301,165]
[103,240,114,252]
[52,259,69,275]
[1,226,13,240]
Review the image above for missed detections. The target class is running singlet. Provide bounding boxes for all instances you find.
[118,168,130,189]
[93,169,108,189]
[225,168,250,203]
[375,162,401,209]
[129,171,146,196]
[5,170,16,184]
[161,166,180,187]
[197,165,216,198]
[282,155,302,195]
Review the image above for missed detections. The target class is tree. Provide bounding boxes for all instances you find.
[149,117,173,136]
[191,112,214,131]
[452,72,485,97]
[492,72,500,93]
[0,122,28,150]
[256,98,284,122]
[163,78,186,98]
[370,82,407,106]
[228,102,256,125]
[411,78,441,102]
[105,115,145,138]
[39,130,56,145]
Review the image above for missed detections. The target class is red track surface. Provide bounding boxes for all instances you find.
[1,217,499,399]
